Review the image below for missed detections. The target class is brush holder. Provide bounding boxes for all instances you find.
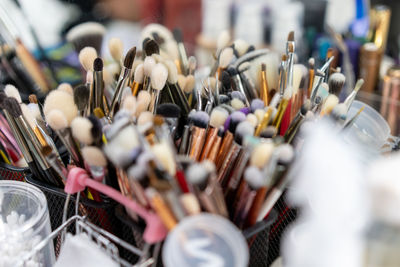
[115,204,279,267]
[0,162,29,182]
[24,174,122,257]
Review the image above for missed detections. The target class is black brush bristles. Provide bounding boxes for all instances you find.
[87,115,103,145]
[74,84,90,111]
[0,91,6,109]
[221,71,232,94]
[93,57,103,72]
[124,47,137,69]
[192,111,209,128]
[172,28,183,43]
[4,97,22,118]
[144,39,160,56]
[229,111,246,133]
[156,103,182,118]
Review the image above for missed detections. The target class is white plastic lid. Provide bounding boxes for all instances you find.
[162,213,249,267]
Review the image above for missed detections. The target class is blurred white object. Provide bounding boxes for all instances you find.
[283,121,368,267]
[271,1,304,53]
[55,233,119,267]
[235,1,263,46]
[326,0,355,34]
[202,0,232,40]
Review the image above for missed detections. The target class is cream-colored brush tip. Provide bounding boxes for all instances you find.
[79,47,97,72]
[152,142,176,176]
[208,77,217,91]
[188,56,197,72]
[108,37,123,62]
[86,70,93,84]
[122,95,137,115]
[250,142,274,168]
[144,56,156,76]
[71,117,93,145]
[217,30,231,51]
[183,75,195,93]
[137,111,154,125]
[246,114,258,127]
[46,109,68,130]
[43,90,78,124]
[132,59,143,73]
[21,104,36,129]
[254,109,265,123]
[322,94,339,114]
[233,39,249,57]
[292,64,304,94]
[219,47,234,68]
[152,54,164,63]
[27,103,41,120]
[150,63,168,90]
[355,79,364,92]
[82,146,107,167]
[4,84,21,103]
[137,90,151,105]
[180,193,201,215]
[209,107,229,128]
[103,68,113,86]
[164,60,178,84]
[177,74,187,90]
[231,98,245,110]
[57,83,73,95]
[134,64,144,83]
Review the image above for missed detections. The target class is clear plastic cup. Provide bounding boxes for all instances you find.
[345,100,395,152]
[0,180,55,266]
[163,213,249,267]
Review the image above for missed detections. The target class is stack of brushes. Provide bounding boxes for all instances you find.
[0,23,365,230]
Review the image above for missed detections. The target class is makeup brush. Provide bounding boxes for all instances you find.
[66,22,106,54]
[233,39,250,58]
[284,99,311,142]
[78,47,97,72]
[43,89,78,125]
[260,63,270,105]
[328,72,346,97]
[344,79,364,112]
[200,107,229,161]
[4,84,22,103]
[278,54,288,96]
[186,161,228,217]
[173,28,189,75]
[93,57,105,111]
[46,110,83,166]
[40,145,67,183]
[307,58,315,98]
[218,121,254,187]
[109,47,136,118]
[255,95,280,136]
[164,60,190,115]
[330,103,347,125]
[82,146,108,182]
[144,38,160,56]
[74,84,90,116]
[188,111,209,160]
[131,63,144,96]
[184,75,196,107]
[148,63,168,114]
[156,103,181,138]
[216,111,246,170]
[227,67,250,106]
[57,83,73,95]
[4,98,63,186]
[234,166,266,228]
[320,94,339,116]
[108,37,124,65]
[70,116,95,146]
[188,56,197,75]
[272,87,293,130]
[216,47,234,78]
[135,90,152,117]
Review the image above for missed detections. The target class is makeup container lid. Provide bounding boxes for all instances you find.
[162,213,249,267]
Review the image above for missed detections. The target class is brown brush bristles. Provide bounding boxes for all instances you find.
[29,94,38,104]
[93,107,105,118]
[287,31,295,42]
[153,115,164,126]
[93,57,103,72]
[41,145,52,157]
[282,54,287,61]
[144,39,160,56]
[124,47,137,69]
[4,97,22,118]
[261,63,266,72]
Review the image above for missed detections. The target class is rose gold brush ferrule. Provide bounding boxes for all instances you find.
[217,143,241,187]
[188,127,207,161]
[205,136,222,163]
[199,127,218,161]
[216,131,233,170]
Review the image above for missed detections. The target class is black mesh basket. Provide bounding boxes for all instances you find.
[24,175,124,257]
[0,162,29,182]
[115,204,278,267]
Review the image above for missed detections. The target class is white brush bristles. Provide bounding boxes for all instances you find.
[46,110,68,130]
[183,75,195,93]
[219,47,234,69]
[209,107,229,128]
[152,141,176,176]
[79,47,97,72]
[136,90,151,116]
[144,56,156,77]
[217,30,231,52]
[57,83,74,95]
[250,142,274,168]
[71,117,93,145]
[82,146,107,167]
[21,104,36,130]
[164,60,178,84]
[151,63,168,90]
[108,37,124,62]
[43,90,78,124]
[134,64,144,83]
[233,39,249,57]
[4,84,21,103]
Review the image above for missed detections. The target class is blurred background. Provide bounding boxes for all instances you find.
[1,0,399,134]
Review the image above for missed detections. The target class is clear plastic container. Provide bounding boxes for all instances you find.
[0,180,55,267]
